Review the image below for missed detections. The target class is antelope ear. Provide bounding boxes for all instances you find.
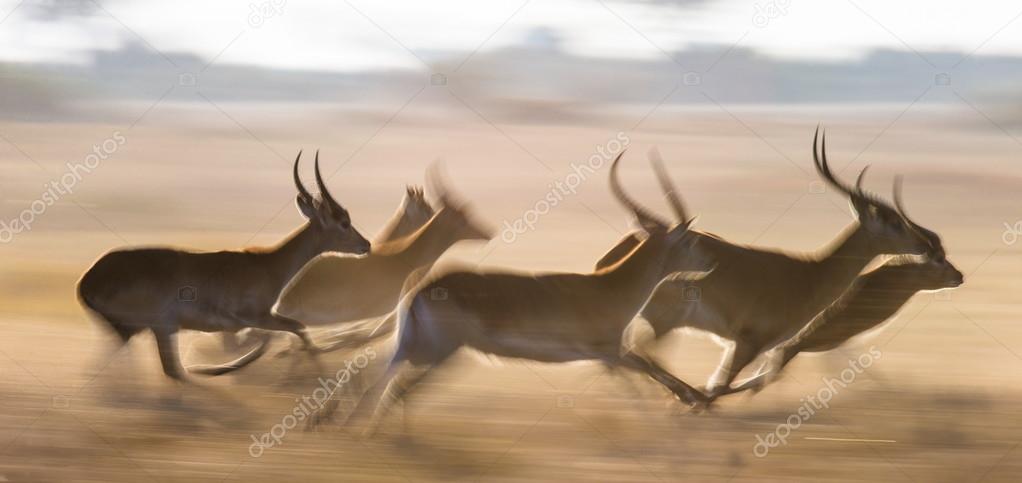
[296,194,317,220]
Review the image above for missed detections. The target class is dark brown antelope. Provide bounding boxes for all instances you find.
[339,151,716,435]
[596,129,946,401]
[77,150,370,380]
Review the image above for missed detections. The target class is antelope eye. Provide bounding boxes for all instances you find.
[339,219,351,229]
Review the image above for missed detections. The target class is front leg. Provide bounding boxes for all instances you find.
[725,344,801,396]
[620,352,709,406]
[254,313,320,352]
[618,318,708,406]
[705,336,762,400]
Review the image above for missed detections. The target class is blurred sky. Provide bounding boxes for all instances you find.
[4,0,1022,71]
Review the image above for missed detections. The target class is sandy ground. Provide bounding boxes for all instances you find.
[1,103,1020,482]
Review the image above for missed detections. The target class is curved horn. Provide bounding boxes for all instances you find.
[892,175,923,229]
[812,127,857,198]
[855,165,870,193]
[609,150,668,229]
[648,147,689,223]
[314,150,342,210]
[293,150,313,202]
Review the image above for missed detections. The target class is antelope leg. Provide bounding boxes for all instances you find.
[153,327,185,380]
[620,352,708,406]
[706,337,762,399]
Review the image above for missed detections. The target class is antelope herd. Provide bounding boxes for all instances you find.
[77,127,961,434]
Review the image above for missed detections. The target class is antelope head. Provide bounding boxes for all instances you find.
[608,149,714,276]
[813,128,944,258]
[910,254,965,290]
[293,150,371,255]
[423,162,495,242]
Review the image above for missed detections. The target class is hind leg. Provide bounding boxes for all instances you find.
[346,333,457,436]
[356,357,448,437]
[153,327,185,380]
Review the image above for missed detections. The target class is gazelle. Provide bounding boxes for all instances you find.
[595,129,946,401]
[726,250,963,395]
[341,151,715,434]
[77,151,370,380]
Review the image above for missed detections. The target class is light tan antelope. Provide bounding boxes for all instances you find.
[342,151,716,434]
[77,150,370,380]
[596,129,946,401]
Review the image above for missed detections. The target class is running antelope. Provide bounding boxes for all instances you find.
[77,151,370,380]
[727,248,963,395]
[341,151,715,434]
[596,129,945,401]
